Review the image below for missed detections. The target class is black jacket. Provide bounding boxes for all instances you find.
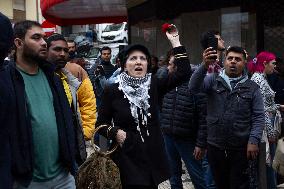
[267,72,284,137]
[88,58,116,81]
[267,72,284,105]
[160,79,207,148]
[96,46,191,186]
[88,58,115,108]
[7,61,76,186]
[0,66,15,189]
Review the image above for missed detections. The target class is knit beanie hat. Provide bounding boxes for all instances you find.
[0,12,13,62]
[120,44,151,72]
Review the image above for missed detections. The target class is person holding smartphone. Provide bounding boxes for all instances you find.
[200,30,225,74]
[189,46,265,189]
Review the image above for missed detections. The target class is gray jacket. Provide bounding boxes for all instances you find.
[188,64,265,149]
[62,69,87,165]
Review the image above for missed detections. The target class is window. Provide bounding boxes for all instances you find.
[13,0,25,11]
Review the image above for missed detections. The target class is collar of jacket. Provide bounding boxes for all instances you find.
[100,60,111,65]
[10,59,57,76]
[216,74,249,91]
[217,69,248,91]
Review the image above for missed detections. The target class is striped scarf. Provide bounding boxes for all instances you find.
[117,72,152,142]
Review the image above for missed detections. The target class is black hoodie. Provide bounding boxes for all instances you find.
[0,12,14,189]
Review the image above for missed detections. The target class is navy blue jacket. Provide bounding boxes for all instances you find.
[160,78,207,148]
[189,64,265,149]
[7,61,76,187]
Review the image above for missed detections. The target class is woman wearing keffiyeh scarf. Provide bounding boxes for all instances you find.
[95,26,191,189]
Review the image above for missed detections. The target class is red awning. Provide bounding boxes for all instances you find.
[41,20,57,36]
[40,0,128,26]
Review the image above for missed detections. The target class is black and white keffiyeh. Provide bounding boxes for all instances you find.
[116,71,152,142]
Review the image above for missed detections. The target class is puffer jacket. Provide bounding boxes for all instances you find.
[160,78,207,147]
[64,63,97,140]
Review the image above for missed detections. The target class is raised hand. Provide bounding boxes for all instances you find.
[165,26,181,48]
[202,47,218,69]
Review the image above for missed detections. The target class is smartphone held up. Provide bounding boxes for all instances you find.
[206,36,218,60]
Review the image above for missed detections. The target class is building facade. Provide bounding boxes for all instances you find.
[0,0,44,23]
[128,0,284,64]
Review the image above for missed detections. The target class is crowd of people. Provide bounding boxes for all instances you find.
[0,11,284,189]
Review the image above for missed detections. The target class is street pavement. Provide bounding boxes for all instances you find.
[158,167,194,189]
[158,179,194,189]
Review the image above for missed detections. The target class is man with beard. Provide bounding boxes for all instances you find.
[8,20,77,189]
[189,46,265,189]
[67,39,77,60]
[46,33,96,158]
[0,12,15,189]
[196,30,226,188]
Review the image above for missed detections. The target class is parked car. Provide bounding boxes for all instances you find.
[84,43,127,70]
[100,22,128,43]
